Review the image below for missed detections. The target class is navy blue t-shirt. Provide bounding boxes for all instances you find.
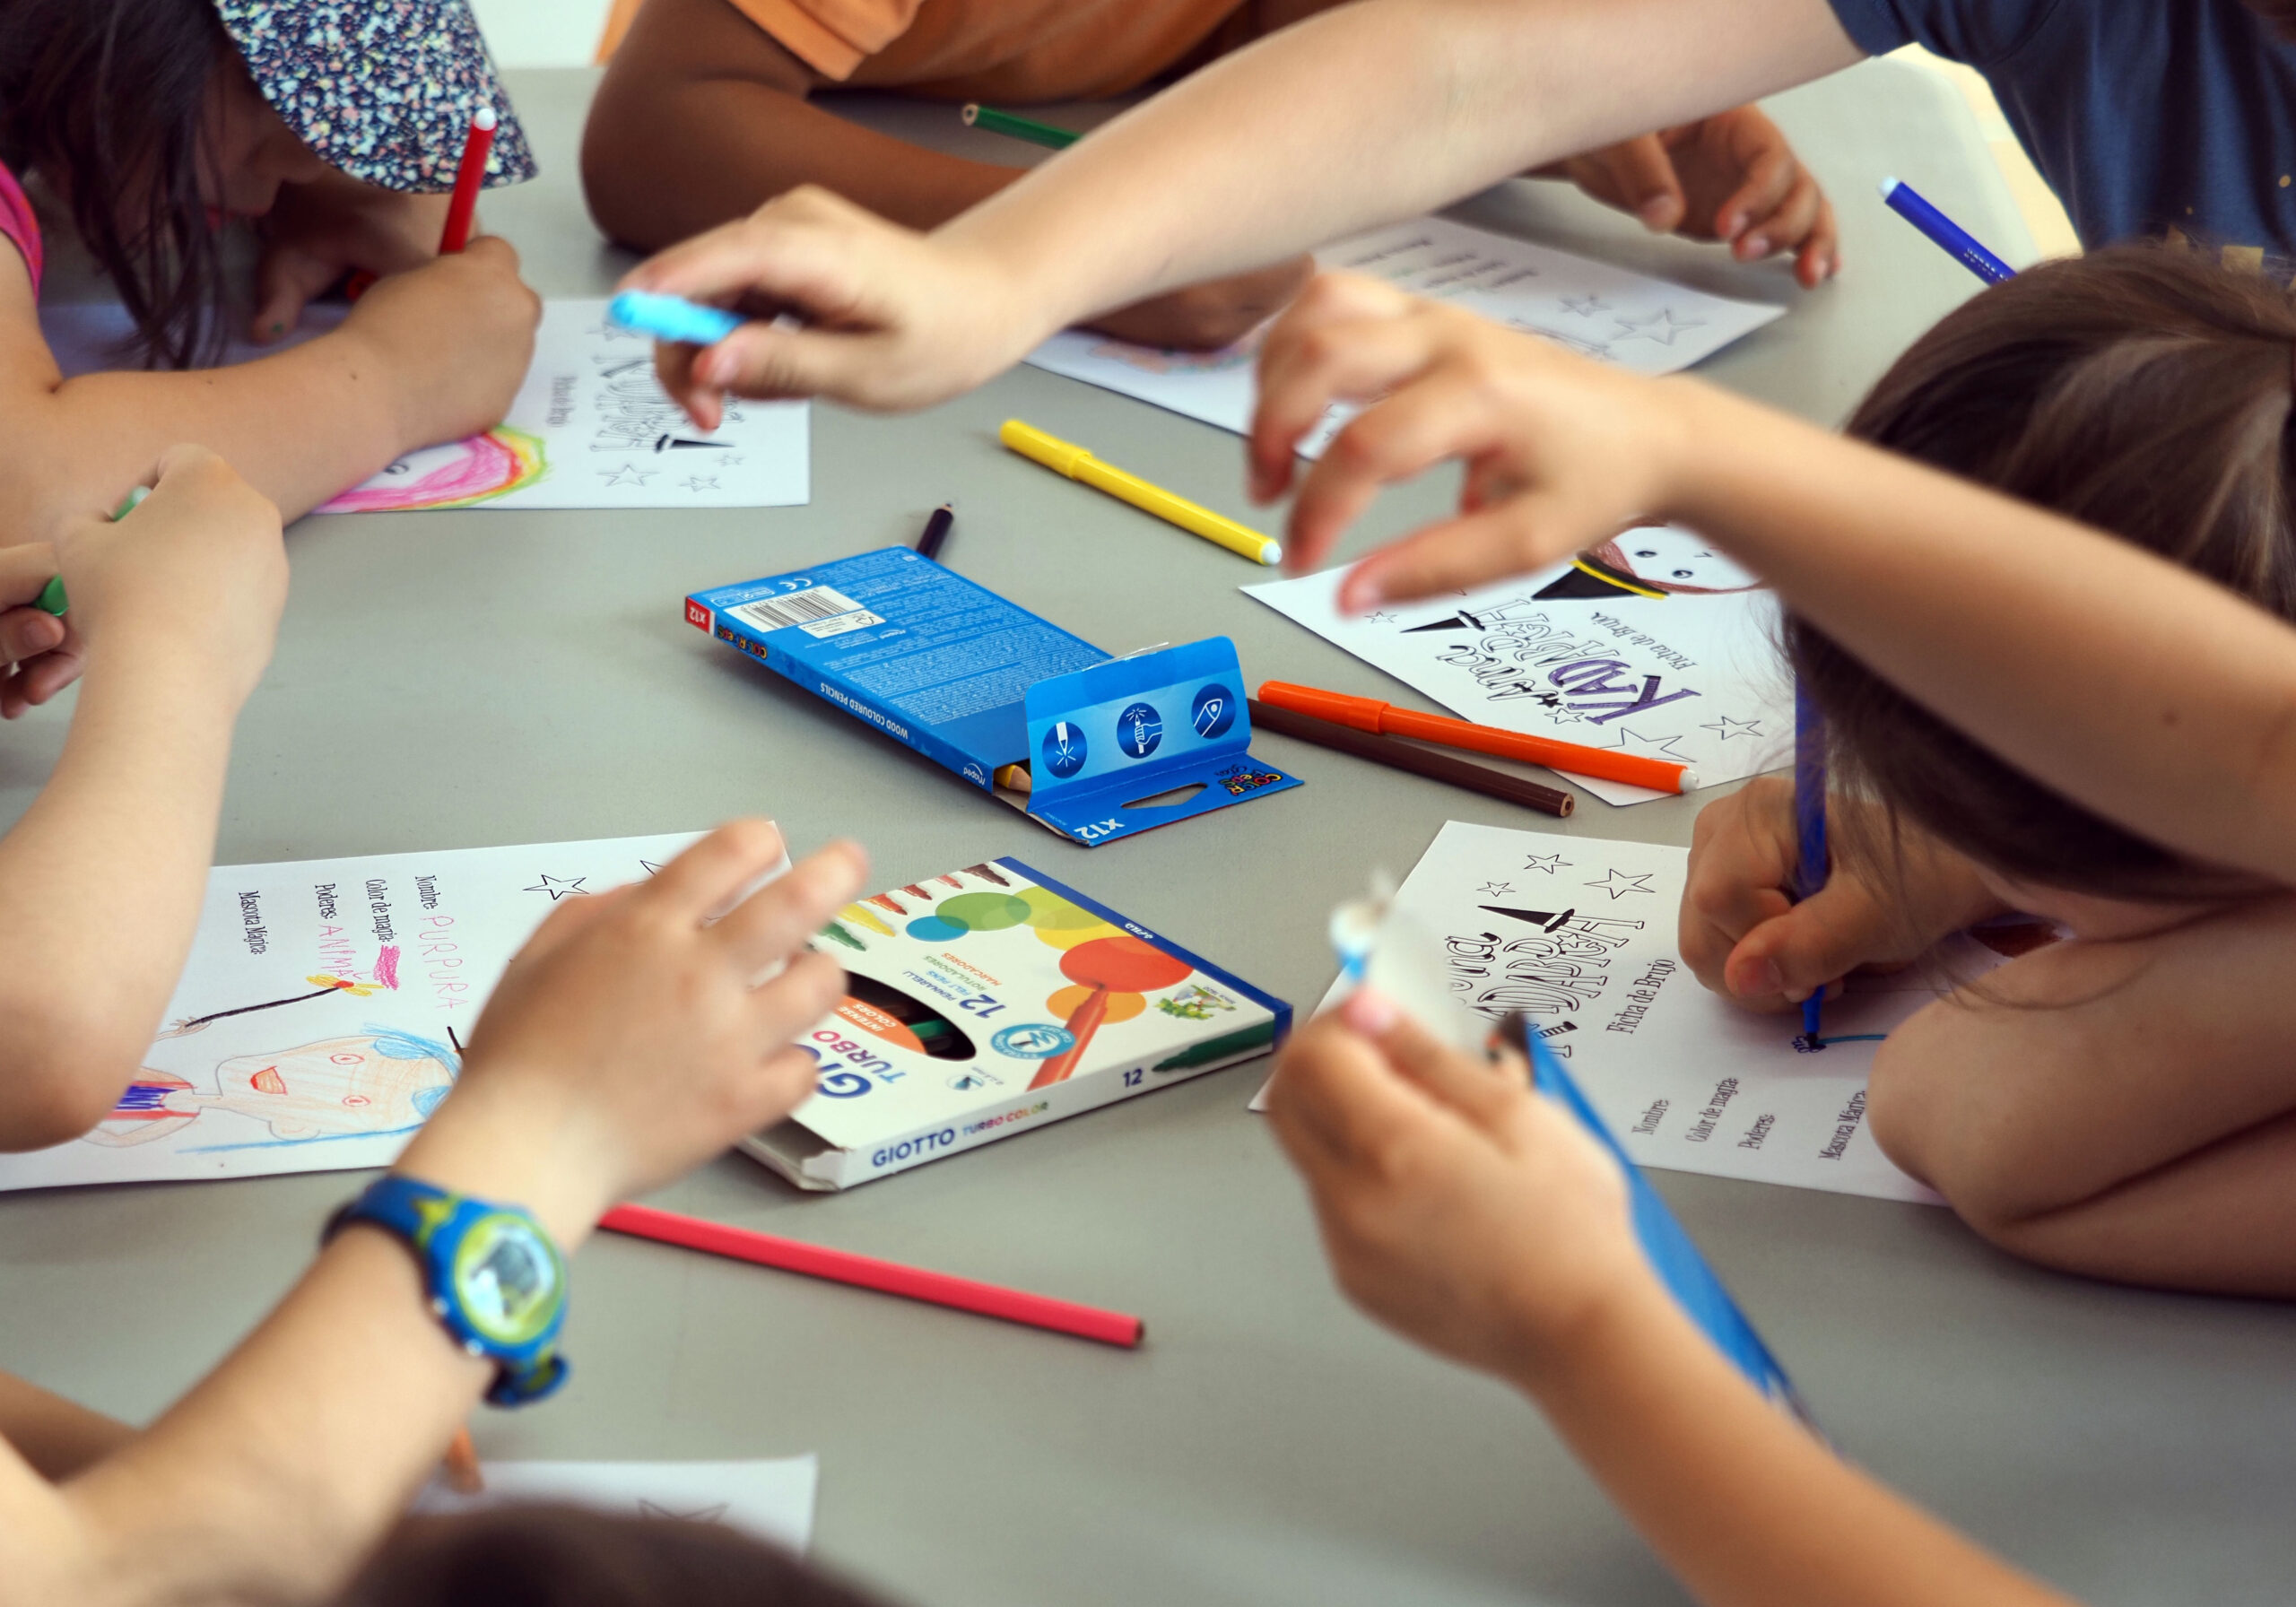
[1830,0,2296,259]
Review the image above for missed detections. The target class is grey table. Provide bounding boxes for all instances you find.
[5,62,2292,1607]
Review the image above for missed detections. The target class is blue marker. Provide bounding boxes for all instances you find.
[607,290,744,346]
[1503,1012,1813,1426]
[1879,178,2014,284]
[1792,681,1829,1049]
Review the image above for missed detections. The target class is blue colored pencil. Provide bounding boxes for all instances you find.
[1504,1013,1812,1425]
[607,290,744,346]
[1793,681,1829,1044]
[1879,178,2014,284]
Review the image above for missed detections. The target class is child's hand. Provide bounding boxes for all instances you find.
[1544,109,1838,288]
[253,175,452,343]
[57,447,287,707]
[340,236,541,451]
[0,543,73,719]
[622,186,1039,424]
[1683,777,2003,1012]
[1080,256,1316,352]
[396,825,867,1235]
[1251,272,1689,607]
[1265,988,1660,1387]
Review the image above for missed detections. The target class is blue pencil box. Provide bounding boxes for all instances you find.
[686,547,1300,846]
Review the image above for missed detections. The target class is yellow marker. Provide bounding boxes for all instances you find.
[999,420,1281,566]
[839,902,896,938]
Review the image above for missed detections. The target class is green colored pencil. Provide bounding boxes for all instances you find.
[961,103,1079,151]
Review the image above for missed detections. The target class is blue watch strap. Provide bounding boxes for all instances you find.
[326,1175,570,1407]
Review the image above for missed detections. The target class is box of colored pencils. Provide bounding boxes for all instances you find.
[752,858,1289,1189]
[688,550,1300,846]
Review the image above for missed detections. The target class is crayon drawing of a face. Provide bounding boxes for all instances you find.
[1587,526,1761,595]
[204,1032,456,1141]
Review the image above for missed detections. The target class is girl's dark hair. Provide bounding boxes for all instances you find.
[343,1506,896,1607]
[0,0,233,367]
[1796,244,2296,900]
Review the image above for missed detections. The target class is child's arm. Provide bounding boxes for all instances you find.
[1264,994,2081,1607]
[618,0,1864,413]
[0,1377,134,1483]
[0,237,538,543]
[583,0,1312,352]
[0,449,286,1149]
[1248,274,2296,891]
[0,824,866,1607]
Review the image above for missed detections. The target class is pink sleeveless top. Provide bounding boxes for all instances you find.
[0,160,43,296]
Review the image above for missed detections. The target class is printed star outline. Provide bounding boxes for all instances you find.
[1477,881,1514,898]
[601,463,655,487]
[1700,715,1765,741]
[680,474,722,493]
[1584,868,1657,899]
[524,873,589,901]
[1522,853,1570,875]
[1560,295,1611,317]
[1611,308,1709,346]
[1597,725,1694,762]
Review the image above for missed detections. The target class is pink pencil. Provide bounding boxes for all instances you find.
[598,1203,1145,1349]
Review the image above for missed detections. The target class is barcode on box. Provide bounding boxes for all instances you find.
[736,586,869,633]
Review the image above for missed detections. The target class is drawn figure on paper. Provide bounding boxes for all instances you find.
[1531,526,1761,601]
[316,428,547,513]
[89,1027,459,1151]
[159,947,401,1038]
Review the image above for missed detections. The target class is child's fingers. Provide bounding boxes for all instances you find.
[1716,144,1799,250]
[1285,369,1509,573]
[1265,1009,1450,1179]
[690,322,897,407]
[744,950,848,1069]
[709,840,869,975]
[1249,274,1421,503]
[0,543,58,610]
[1588,135,1688,232]
[1339,988,1526,1133]
[251,245,340,343]
[1333,488,1598,612]
[1723,879,1890,1005]
[15,641,84,707]
[1254,321,1445,519]
[1733,167,1824,264]
[639,820,793,924]
[0,607,64,665]
[1795,204,1841,287]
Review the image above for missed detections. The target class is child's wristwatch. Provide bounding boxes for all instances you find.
[325,1175,570,1406]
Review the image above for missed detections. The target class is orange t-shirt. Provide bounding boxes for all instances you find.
[726,0,1253,102]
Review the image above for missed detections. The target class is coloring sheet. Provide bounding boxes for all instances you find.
[1245,535,1790,804]
[39,299,807,511]
[0,833,717,1193]
[1024,215,1784,455]
[416,1455,818,1553]
[1257,821,2051,1203]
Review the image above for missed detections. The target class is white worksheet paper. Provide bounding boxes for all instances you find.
[0,832,722,1193]
[39,299,808,511]
[1245,546,1792,804]
[416,1456,818,1553]
[1256,822,2002,1203]
[1025,215,1785,455]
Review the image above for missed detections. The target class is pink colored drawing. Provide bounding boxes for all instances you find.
[317,426,546,514]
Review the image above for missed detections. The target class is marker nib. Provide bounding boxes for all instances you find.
[1791,1033,1826,1054]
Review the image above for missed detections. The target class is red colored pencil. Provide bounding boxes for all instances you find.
[344,106,497,300]
[598,1203,1145,1348]
[436,106,498,255]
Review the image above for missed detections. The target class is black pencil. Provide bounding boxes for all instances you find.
[1248,698,1575,817]
[916,503,955,561]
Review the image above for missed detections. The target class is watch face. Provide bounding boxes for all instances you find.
[453,1212,562,1346]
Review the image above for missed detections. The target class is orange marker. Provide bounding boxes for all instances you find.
[1256,681,1696,795]
[442,1425,484,1494]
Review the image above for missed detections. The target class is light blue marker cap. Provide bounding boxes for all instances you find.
[607,290,744,346]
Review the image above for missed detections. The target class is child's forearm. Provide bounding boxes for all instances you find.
[0,653,244,1146]
[8,1096,610,1607]
[1662,382,2296,887]
[585,73,1017,248]
[1520,1287,2078,1607]
[942,0,1860,331]
[0,339,403,539]
[0,1377,135,1483]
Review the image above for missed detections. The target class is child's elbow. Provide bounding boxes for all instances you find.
[0,1013,135,1152]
